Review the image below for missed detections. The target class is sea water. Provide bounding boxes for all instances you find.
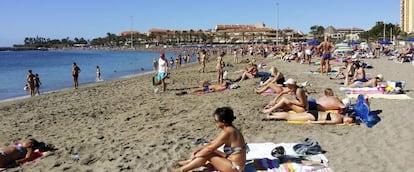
[0,50,191,101]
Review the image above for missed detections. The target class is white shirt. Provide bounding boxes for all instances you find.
[158,58,167,73]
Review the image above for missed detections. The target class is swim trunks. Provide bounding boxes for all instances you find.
[322,53,331,60]
[156,72,166,80]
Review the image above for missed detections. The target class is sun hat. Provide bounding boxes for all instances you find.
[376,74,384,81]
[283,78,296,85]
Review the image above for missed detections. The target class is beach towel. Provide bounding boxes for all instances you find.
[259,89,279,96]
[346,93,412,100]
[304,71,336,76]
[205,142,331,172]
[244,142,331,172]
[339,87,383,94]
[0,143,48,170]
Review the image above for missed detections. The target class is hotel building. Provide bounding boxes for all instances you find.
[401,0,414,33]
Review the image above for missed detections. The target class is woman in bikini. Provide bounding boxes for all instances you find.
[0,139,41,168]
[255,66,285,94]
[262,78,308,114]
[173,107,247,172]
[264,110,354,125]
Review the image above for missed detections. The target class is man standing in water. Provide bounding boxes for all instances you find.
[318,37,334,75]
[72,62,81,89]
[96,65,101,81]
[26,70,35,96]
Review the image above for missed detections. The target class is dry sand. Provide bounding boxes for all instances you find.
[1,54,413,172]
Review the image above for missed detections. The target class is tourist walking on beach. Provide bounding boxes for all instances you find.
[26,70,35,96]
[199,49,207,73]
[34,73,41,95]
[72,62,81,89]
[216,52,225,84]
[96,66,101,81]
[318,37,334,75]
[233,49,238,64]
[156,53,168,92]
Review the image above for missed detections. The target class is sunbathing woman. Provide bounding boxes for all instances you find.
[264,111,354,125]
[345,74,383,88]
[262,78,308,114]
[231,63,258,82]
[173,107,247,172]
[0,139,52,168]
[255,66,285,94]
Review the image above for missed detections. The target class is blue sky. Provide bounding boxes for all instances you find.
[0,0,399,46]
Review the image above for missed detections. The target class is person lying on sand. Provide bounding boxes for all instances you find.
[344,74,383,88]
[192,81,230,93]
[173,107,247,172]
[262,78,308,114]
[0,139,55,168]
[264,110,354,125]
[175,81,232,95]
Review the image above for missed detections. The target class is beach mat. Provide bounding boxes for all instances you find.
[347,94,412,100]
[287,120,355,126]
[304,71,336,76]
[244,142,331,172]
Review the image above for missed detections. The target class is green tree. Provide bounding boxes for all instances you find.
[310,25,325,40]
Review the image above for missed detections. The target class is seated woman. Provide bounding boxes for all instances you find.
[329,60,350,80]
[231,63,258,82]
[0,139,53,168]
[262,78,308,114]
[173,107,247,172]
[255,66,285,94]
[264,110,354,125]
[317,88,346,111]
[345,74,383,88]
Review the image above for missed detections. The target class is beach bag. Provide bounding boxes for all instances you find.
[353,94,381,128]
[293,138,322,155]
[386,80,405,94]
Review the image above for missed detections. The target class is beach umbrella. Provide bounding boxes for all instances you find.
[378,40,392,45]
[307,40,320,46]
[349,41,360,45]
[407,38,414,42]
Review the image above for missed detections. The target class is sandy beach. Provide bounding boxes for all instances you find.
[1,53,413,172]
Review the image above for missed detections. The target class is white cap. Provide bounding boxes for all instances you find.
[283,78,296,85]
[376,74,384,81]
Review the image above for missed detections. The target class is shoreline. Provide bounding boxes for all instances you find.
[0,54,413,171]
[0,69,157,104]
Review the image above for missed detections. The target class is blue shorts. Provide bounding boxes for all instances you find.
[322,53,331,60]
[156,72,166,80]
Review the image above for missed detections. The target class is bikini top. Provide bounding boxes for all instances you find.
[223,144,249,155]
[15,145,27,159]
